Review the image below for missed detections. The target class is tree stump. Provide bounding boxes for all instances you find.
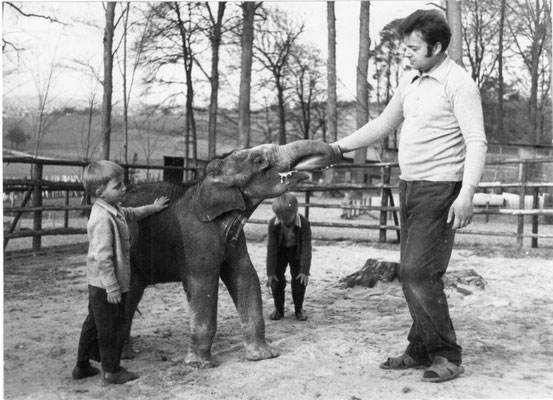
[340,259,486,296]
[340,259,400,288]
[443,269,486,295]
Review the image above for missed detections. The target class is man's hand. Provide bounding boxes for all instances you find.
[447,185,476,229]
[152,196,170,212]
[107,289,122,304]
[267,275,279,287]
[296,273,309,286]
[294,143,343,171]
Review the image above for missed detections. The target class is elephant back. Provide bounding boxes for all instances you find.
[123,181,192,208]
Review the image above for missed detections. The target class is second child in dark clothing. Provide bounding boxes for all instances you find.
[266,193,312,321]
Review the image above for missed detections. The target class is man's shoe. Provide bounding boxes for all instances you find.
[270,309,284,320]
[72,364,100,380]
[101,367,139,386]
[295,310,307,321]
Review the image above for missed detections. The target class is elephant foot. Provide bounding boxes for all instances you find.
[121,342,137,360]
[245,341,280,361]
[184,352,218,369]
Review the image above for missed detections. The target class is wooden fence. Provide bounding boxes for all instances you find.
[3,156,553,253]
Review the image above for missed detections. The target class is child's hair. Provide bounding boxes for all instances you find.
[272,193,298,217]
[83,160,124,195]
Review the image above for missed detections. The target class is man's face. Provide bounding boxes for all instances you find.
[403,30,441,73]
[98,176,126,205]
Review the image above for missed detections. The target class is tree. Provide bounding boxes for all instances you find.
[2,2,65,54]
[326,1,337,143]
[133,105,169,181]
[206,2,226,160]
[462,0,505,89]
[6,126,29,149]
[540,0,553,122]
[446,0,464,67]
[101,2,116,159]
[173,2,199,170]
[508,0,551,144]
[140,2,204,172]
[372,18,403,152]
[28,43,64,158]
[253,6,304,145]
[495,0,507,141]
[289,44,326,141]
[72,59,102,162]
[237,2,260,149]
[353,1,371,184]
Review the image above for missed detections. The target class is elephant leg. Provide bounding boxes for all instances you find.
[182,274,220,369]
[220,249,279,361]
[121,272,147,359]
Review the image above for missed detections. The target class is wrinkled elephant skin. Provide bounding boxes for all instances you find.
[120,140,334,368]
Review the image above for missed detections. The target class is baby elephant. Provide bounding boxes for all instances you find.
[121,140,336,368]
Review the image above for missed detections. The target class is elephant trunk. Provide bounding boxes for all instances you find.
[277,140,333,171]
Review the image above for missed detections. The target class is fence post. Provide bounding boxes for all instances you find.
[32,162,43,252]
[516,162,527,249]
[379,165,391,243]
[304,191,310,220]
[64,189,70,228]
[532,186,539,248]
[123,165,130,185]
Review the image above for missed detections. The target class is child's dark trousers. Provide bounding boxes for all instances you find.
[76,285,127,373]
[270,245,306,314]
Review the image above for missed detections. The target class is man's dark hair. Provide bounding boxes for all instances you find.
[398,9,451,56]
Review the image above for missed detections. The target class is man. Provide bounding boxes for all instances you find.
[299,9,487,383]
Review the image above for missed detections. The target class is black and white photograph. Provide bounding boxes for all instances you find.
[2,1,553,399]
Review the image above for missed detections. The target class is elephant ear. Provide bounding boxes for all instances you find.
[195,175,246,222]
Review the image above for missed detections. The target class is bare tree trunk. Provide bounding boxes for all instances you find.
[238,2,257,149]
[495,0,506,142]
[545,0,552,133]
[528,0,542,144]
[327,1,337,143]
[122,3,130,174]
[207,2,226,160]
[101,2,115,160]
[276,78,287,145]
[174,2,197,176]
[354,1,371,184]
[446,0,464,68]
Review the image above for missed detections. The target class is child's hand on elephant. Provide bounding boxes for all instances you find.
[152,196,170,212]
[107,289,122,304]
[296,273,309,286]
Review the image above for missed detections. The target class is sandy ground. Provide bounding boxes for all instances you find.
[3,238,553,400]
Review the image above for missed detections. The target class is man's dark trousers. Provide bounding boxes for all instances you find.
[399,180,463,366]
[76,285,127,373]
[270,246,305,314]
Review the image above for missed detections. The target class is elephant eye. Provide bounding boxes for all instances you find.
[254,156,265,165]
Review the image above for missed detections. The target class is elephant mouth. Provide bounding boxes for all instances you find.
[277,170,309,186]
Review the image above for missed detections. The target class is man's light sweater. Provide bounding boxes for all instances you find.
[336,56,487,188]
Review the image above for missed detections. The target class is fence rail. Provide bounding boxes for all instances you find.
[3,156,552,252]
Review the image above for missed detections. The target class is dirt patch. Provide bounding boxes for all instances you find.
[3,241,553,399]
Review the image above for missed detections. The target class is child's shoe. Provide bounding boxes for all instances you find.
[295,309,307,321]
[101,367,139,386]
[270,309,284,320]
[72,363,100,380]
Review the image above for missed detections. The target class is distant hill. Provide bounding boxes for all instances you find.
[2,101,361,164]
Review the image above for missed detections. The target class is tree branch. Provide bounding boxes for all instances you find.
[5,2,68,25]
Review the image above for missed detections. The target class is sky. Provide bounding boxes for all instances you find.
[2,1,433,109]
